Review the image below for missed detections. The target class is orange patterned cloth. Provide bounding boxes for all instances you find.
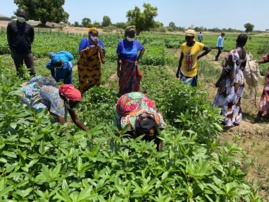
[77,37,105,93]
[114,92,166,131]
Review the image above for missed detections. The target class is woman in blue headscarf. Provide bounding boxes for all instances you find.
[46,51,74,84]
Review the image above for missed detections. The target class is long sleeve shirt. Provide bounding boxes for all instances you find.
[216,36,224,48]
[7,21,34,54]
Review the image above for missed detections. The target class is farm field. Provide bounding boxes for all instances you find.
[0,24,269,201]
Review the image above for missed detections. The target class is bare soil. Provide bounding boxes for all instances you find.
[2,20,269,198]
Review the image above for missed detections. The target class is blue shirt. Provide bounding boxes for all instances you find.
[78,38,105,52]
[216,36,224,47]
[46,51,74,84]
[116,39,143,61]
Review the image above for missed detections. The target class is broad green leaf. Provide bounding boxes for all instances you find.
[3,151,17,158]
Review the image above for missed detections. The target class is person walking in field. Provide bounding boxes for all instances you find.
[215,33,225,61]
[213,34,248,127]
[176,29,211,87]
[7,8,36,76]
[19,75,89,131]
[116,26,145,95]
[114,92,166,151]
[46,51,74,84]
[198,32,203,42]
[254,52,269,121]
[77,27,106,94]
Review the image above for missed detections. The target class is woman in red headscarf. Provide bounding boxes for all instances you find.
[19,75,89,131]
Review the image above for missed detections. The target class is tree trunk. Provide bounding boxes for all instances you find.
[41,21,47,27]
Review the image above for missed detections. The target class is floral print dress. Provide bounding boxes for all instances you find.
[19,76,65,118]
[258,67,269,114]
[212,50,247,127]
[114,92,166,131]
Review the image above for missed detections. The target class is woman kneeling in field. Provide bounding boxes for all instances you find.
[114,92,166,151]
[19,75,89,131]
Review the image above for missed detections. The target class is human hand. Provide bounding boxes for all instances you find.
[117,69,121,77]
[215,81,220,88]
[176,71,179,78]
[97,44,103,52]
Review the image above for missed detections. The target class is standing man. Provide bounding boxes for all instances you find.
[215,33,225,61]
[198,32,203,42]
[7,8,36,76]
[175,29,211,87]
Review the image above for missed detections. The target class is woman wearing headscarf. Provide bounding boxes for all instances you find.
[116,26,145,95]
[46,51,74,84]
[212,34,248,127]
[77,27,106,94]
[114,92,166,151]
[19,76,89,131]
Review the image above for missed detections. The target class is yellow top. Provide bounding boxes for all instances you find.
[180,41,204,77]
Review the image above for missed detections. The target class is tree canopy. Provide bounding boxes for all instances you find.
[81,18,91,27]
[244,23,254,32]
[14,0,69,26]
[102,16,112,27]
[126,3,158,35]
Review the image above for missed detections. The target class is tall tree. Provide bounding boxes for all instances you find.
[244,23,254,32]
[81,18,91,27]
[101,16,112,27]
[14,0,69,26]
[126,3,158,35]
[169,22,176,28]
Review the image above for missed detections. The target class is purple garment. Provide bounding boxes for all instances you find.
[116,39,143,61]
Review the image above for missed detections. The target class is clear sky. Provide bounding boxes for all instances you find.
[0,0,268,31]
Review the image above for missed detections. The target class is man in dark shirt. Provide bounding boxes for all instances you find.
[7,8,36,76]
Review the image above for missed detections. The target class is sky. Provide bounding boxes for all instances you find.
[0,0,268,31]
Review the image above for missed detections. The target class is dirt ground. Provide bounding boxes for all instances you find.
[2,20,269,199]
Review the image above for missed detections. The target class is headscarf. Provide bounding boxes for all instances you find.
[135,113,157,136]
[88,27,98,34]
[185,29,196,36]
[59,84,81,101]
[125,26,136,37]
[50,52,70,65]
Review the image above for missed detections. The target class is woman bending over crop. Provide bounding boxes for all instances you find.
[212,34,248,127]
[77,27,106,94]
[19,76,89,131]
[114,92,166,151]
[116,26,145,95]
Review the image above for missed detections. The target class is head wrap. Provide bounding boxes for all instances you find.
[135,114,157,136]
[88,27,98,34]
[59,84,81,101]
[49,52,57,59]
[185,29,196,36]
[125,26,136,37]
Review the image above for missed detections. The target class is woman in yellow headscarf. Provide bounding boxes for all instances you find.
[77,27,106,94]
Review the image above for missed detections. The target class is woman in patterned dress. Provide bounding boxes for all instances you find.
[114,92,166,151]
[116,26,145,95]
[212,34,248,127]
[77,27,106,94]
[254,52,269,120]
[19,76,89,131]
